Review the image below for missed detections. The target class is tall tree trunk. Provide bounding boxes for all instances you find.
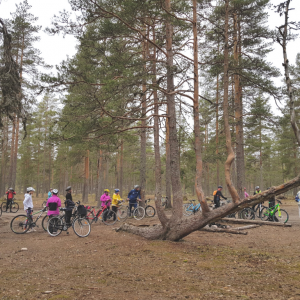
[234,12,245,199]
[165,111,172,208]
[8,118,16,188]
[0,118,7,195]
[193,0,209,212]
[223,0,239,203]
[36,126,41,197]
[120,141,124,197]
[82,150,89,203]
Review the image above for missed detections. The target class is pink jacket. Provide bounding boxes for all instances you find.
[47,195,61,216]
[100,194,111,207]
[244,191,249,198]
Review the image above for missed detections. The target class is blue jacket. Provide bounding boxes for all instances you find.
[127,189,141,203]
[47,191,52,200]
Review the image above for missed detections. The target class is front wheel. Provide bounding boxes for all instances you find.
[72,217,91,237]
[42,215,49,231]
[273,209,289,224]
[10,202,19,213]
[10,215,30,234]
[183,204,193,216]
[241,208,255,220]
[133,207,145,220]
[47,217,63,237]
[145,205,156,217]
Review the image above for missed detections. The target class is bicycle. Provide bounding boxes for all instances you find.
[115,201,129,220]
[183,200,202,216]
[47,206,91,237]
[86,202,117,225]
[10,206,48,234]
[252,202,267,219]
[161,196,168,208]
[1,198,19,213]
[145,199,156,217]
[261,200,289,223]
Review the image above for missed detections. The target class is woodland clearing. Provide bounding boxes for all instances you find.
[0,198,300,300]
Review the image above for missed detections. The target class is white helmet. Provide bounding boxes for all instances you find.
[52,189,58,194]
[27,187,35,192]
[134,185,140,189]
[255,186,260,190]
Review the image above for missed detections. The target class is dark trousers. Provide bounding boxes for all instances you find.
[214,200,220,208]
[269,201,275,208]
[6,198,12,211]
[65,210,72,225]
[129,203,137,215]
[112,206,118,213]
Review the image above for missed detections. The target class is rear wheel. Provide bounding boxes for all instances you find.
[241,208,255,220]
[118,206,128,219]
[10,215,30,234]
[183,204,193,216]
[145,205,156,217]
[260,207,271,221]
[72,217,91,237]
[47,217,63,237]
[1,202,7,212]
[41,215,49,231]
[273,209,289,224]
[133,207,145,220]
[102,210,117,225]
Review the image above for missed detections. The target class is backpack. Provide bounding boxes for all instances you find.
[213,190,217,196]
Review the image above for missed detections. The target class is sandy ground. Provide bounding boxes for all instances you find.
[0,198,300,300]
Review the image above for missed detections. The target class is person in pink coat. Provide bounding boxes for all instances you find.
[244,187,249,198]
[46,189,61,216]
[100,189,111,208]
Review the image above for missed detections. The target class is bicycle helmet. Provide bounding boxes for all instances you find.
[104,189,110,193]
[134,185,140,189]
[27,187,35,192]
[52,189,58,194]
[218,185,223,189]
[255,186,260,190]
[115,189,120,193]
[65,186,72,191]
[9,187,13,190]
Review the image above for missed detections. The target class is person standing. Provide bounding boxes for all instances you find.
[252,186,263,212]
[65,186,75,226]
[5,187,16,212]
[46,189,61,217]
[244,187,249,198]
[47,188,53,200]
[111,189,122,214]
[213,186,227,208]
[23,187,35,232]
[127,185,141,215]
[100,189,111,208]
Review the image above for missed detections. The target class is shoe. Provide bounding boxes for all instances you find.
[26,229,33,233]
[31,228,36,232]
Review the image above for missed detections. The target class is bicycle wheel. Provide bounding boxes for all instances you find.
[241,208,255,220]
[118,206,128,219]
[10,215,30,234]
[42,215,49,231]
[183,204,193,216]
[102,210,117,225]
[10,202,19,213]
[133,207,145,220]
[273,209,289,224]
[47,217,63,237]
[260,207,270,221]
[1,202,7,212]
[72,217,91,237]
[145,205,156,217]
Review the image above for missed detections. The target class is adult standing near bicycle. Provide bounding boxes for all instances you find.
[252,186,262,209]
[112,189,122,215]
[213,186,227,208]
[5,187,16,212]
[46,189,61,217]
[65,186,75,226]
[23,187,35,232]
[127,185,141,216]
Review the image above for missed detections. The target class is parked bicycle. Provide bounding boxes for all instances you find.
[1,198,19,213]
[145,199,156,217]
[10,206,48,234]
[47,204,91,237]
[161,196,168,208]
[261,200,289,223]
[86,202,117,225]
[183,200,202,216]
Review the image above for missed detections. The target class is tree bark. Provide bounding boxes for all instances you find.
[82,150,89,203]
[165,108,172,208]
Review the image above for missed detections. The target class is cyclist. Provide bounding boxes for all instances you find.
[65,186,75,226]
[23,187,35,232]
[5,187,16,212]
[100,189,111,208]
[267,187,275,208]
[112,189,122,215]
[213,186,227,208]
[47,188,53,200]
[46,189,61,217]
[244,187,249,198]
[252,186,263,212]
[127,185,141,216]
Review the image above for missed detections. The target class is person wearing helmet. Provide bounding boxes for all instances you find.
[100,189,111,208]
[5,187,16,212]
[47,188,53,200]
[46,189,61,217]
[65,186,75,226]
[111,189,122,215]
[252,186,262,211]
[127,185,141,216]
[213,186,227,208]
[253,186,261,195]
[23,187,35,232]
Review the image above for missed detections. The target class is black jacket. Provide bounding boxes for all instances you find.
[65,193,75,211]
[214,190,226,203]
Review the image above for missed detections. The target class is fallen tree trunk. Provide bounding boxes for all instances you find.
[234,225,260,230]
[220,218,292,227]
[200,227,247,235]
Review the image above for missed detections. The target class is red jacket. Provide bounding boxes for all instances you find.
[6,191,16,199]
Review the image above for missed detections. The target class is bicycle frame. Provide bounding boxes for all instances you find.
[86,205,108,223]
[186,201,201,213]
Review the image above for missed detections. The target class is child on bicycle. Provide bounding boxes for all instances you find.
[5,187,16,212]
[46,189,61,217]
[112,189,122,214]
[23,187,35,232]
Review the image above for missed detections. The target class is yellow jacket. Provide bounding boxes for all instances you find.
[112,193,122,207]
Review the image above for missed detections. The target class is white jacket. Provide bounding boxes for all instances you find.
[23,193,33,211]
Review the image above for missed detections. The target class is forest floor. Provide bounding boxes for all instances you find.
[0,197,300,300]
